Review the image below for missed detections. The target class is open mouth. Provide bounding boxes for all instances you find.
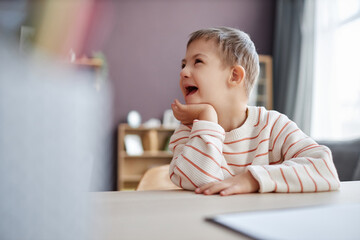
[185,86,198,96]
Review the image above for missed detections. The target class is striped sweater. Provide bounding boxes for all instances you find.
[169,106,340,193]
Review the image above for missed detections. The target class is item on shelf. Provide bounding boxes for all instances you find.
[142,130,158,152]
[163,136,171,152]
[247,55,273,109]
[143,118,161,128]
[163,109,180,128]
[127,110,141,128]
[124,134,143,156]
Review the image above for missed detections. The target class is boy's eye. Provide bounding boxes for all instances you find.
[181,63,186,69]
[195,59,203,64]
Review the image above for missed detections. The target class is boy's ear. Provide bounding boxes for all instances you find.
[229,65,245,86]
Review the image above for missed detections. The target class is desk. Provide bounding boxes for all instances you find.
[91,181,360,240]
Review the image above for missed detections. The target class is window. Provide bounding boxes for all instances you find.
[312,0,360,140]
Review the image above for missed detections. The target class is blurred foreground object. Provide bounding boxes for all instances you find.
[0,36,112,239]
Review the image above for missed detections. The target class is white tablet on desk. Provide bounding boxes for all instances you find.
[207,203,360,240]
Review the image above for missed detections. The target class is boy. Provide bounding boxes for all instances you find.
[169,27,340,196]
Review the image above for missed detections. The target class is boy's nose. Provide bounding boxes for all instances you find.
[180,67,190,79]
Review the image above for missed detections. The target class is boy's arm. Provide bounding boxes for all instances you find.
[195,169,259,195]
[247,115,341,193]
[168,100,232,190]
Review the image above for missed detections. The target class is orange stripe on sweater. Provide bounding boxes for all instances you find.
[295,144,321,157]
[225,120,290,159]
[184,144,232,176]
[221,166,235,176]
[184,124,192,129]
[205,142,222,155]
[270,160,282,165]
[293,167,304,192]
[269,129,300,165]
[254,108,261,127]
[324,148,331,159]
[280,168,290,193]
[174,129,191,135]
[170,136,188,145]
[259,121,291,161]
[283,163,304,193]
[283,129,300,147]
[269,115,282,140]
[319,148,339,187]
[303,165,318,192]
[223,138,269,155]
[173,144,179,151]
[173,136,221,152]
[179,175,183,188]
[262,166,277,192]
[185,145,221,167]
[191,128,225,136]
[175,166,197,188]
[181,154,222,181]
[225,112,270,144]
[283,137,310,159]
[291,143,318,158]
[321,158,339,188]
[269,121,291,151]
[306,158,331,191]
[192,135,222,154]
[228,162,252,167]
[255,152,268,158]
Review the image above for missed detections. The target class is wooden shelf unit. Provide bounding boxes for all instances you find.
[117,124,175,190]
[256,55,273,110]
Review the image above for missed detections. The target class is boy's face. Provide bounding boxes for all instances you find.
[180,39,232,106]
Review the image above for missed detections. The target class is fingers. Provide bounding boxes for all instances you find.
[195,182,214,194]
[171,99,218,125]
[171,102,181,120]
[171,99,195,125]
[195,181,230,195]
[174,99,188,112]
[171,99,186,121]
[171,101,179,113]
[171,99,186,114]
[195,173,257,196]
[171,99,180,110]
[173,99,181,106]
[219,185,242,196]
[196,182,243,196]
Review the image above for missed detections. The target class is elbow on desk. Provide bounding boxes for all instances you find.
[170,171,223,191]
[170,172,195,190]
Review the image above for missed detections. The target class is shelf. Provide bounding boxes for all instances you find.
[122,175,142,182]
[122,124,176,131]
[118,123,175,190]
[122,151,173,159]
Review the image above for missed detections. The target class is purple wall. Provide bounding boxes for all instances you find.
[87,0,276,125]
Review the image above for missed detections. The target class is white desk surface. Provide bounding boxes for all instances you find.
[90,181,360,240]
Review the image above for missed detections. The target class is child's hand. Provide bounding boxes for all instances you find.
[195,170,260,196]
[171,99,218,125]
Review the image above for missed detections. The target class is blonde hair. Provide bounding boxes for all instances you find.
[187,27,259,96]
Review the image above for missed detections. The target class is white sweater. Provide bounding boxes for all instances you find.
[168,106,340,193]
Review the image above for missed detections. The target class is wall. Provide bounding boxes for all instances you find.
[81,0,276,190]
[0,0,276,191]
[85,0,276,125]
[1,0,276,191]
